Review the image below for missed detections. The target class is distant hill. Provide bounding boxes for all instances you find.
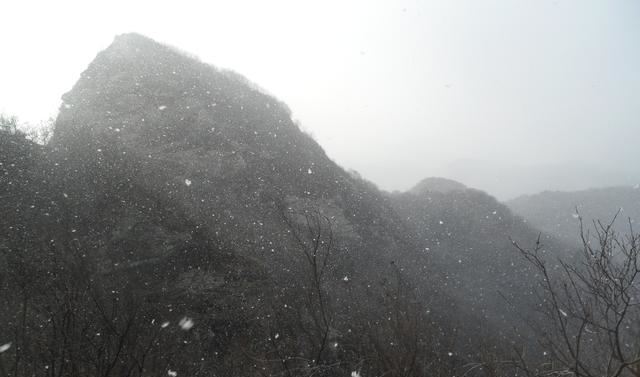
[409,176,467,194]
[507,186,640,246]
[391,179,573,348]
[438,159,640,200]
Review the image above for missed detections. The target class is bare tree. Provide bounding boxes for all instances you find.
[513,213,640,377]
[367,267,430,377]
[0,232,191,377]
[0,114,19,135]
[281,206,336,368]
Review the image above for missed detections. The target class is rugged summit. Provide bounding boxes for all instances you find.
[53,33,412,276]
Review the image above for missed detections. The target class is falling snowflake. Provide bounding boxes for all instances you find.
[167,370,177,377]
[307,168,313,174]
[343,276,350,282]
[0,343,11,353]
[184,179,192,186]
[179,317,194,330]
[351,372,361,377]
[161,321,170,328]
[158,105,167,110]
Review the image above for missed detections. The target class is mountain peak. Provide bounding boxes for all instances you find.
[53,32,304,153]
[113,32,154,44]
[409,177,467,195]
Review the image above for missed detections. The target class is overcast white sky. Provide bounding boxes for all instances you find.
[1,0,639,197]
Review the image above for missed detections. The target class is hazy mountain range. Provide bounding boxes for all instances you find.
[437,159,640,201]
[1,33,632,377]
[507,185,640,246]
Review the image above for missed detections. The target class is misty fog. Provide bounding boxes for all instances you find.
[1,1,640,377]
[2,1,639,198]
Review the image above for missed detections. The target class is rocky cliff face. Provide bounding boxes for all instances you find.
[52,33,414,278]
[49,33,427,342]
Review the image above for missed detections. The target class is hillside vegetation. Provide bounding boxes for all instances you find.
[3,34,631,377]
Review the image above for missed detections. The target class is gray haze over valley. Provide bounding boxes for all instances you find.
[2,2,640,377]
[2,0,639,199]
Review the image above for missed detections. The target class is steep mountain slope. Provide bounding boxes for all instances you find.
[507,186,640,246]
[391,178,573,347]
[52,33,414,280]
[50,30,430,334]
[1,127,276,376]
